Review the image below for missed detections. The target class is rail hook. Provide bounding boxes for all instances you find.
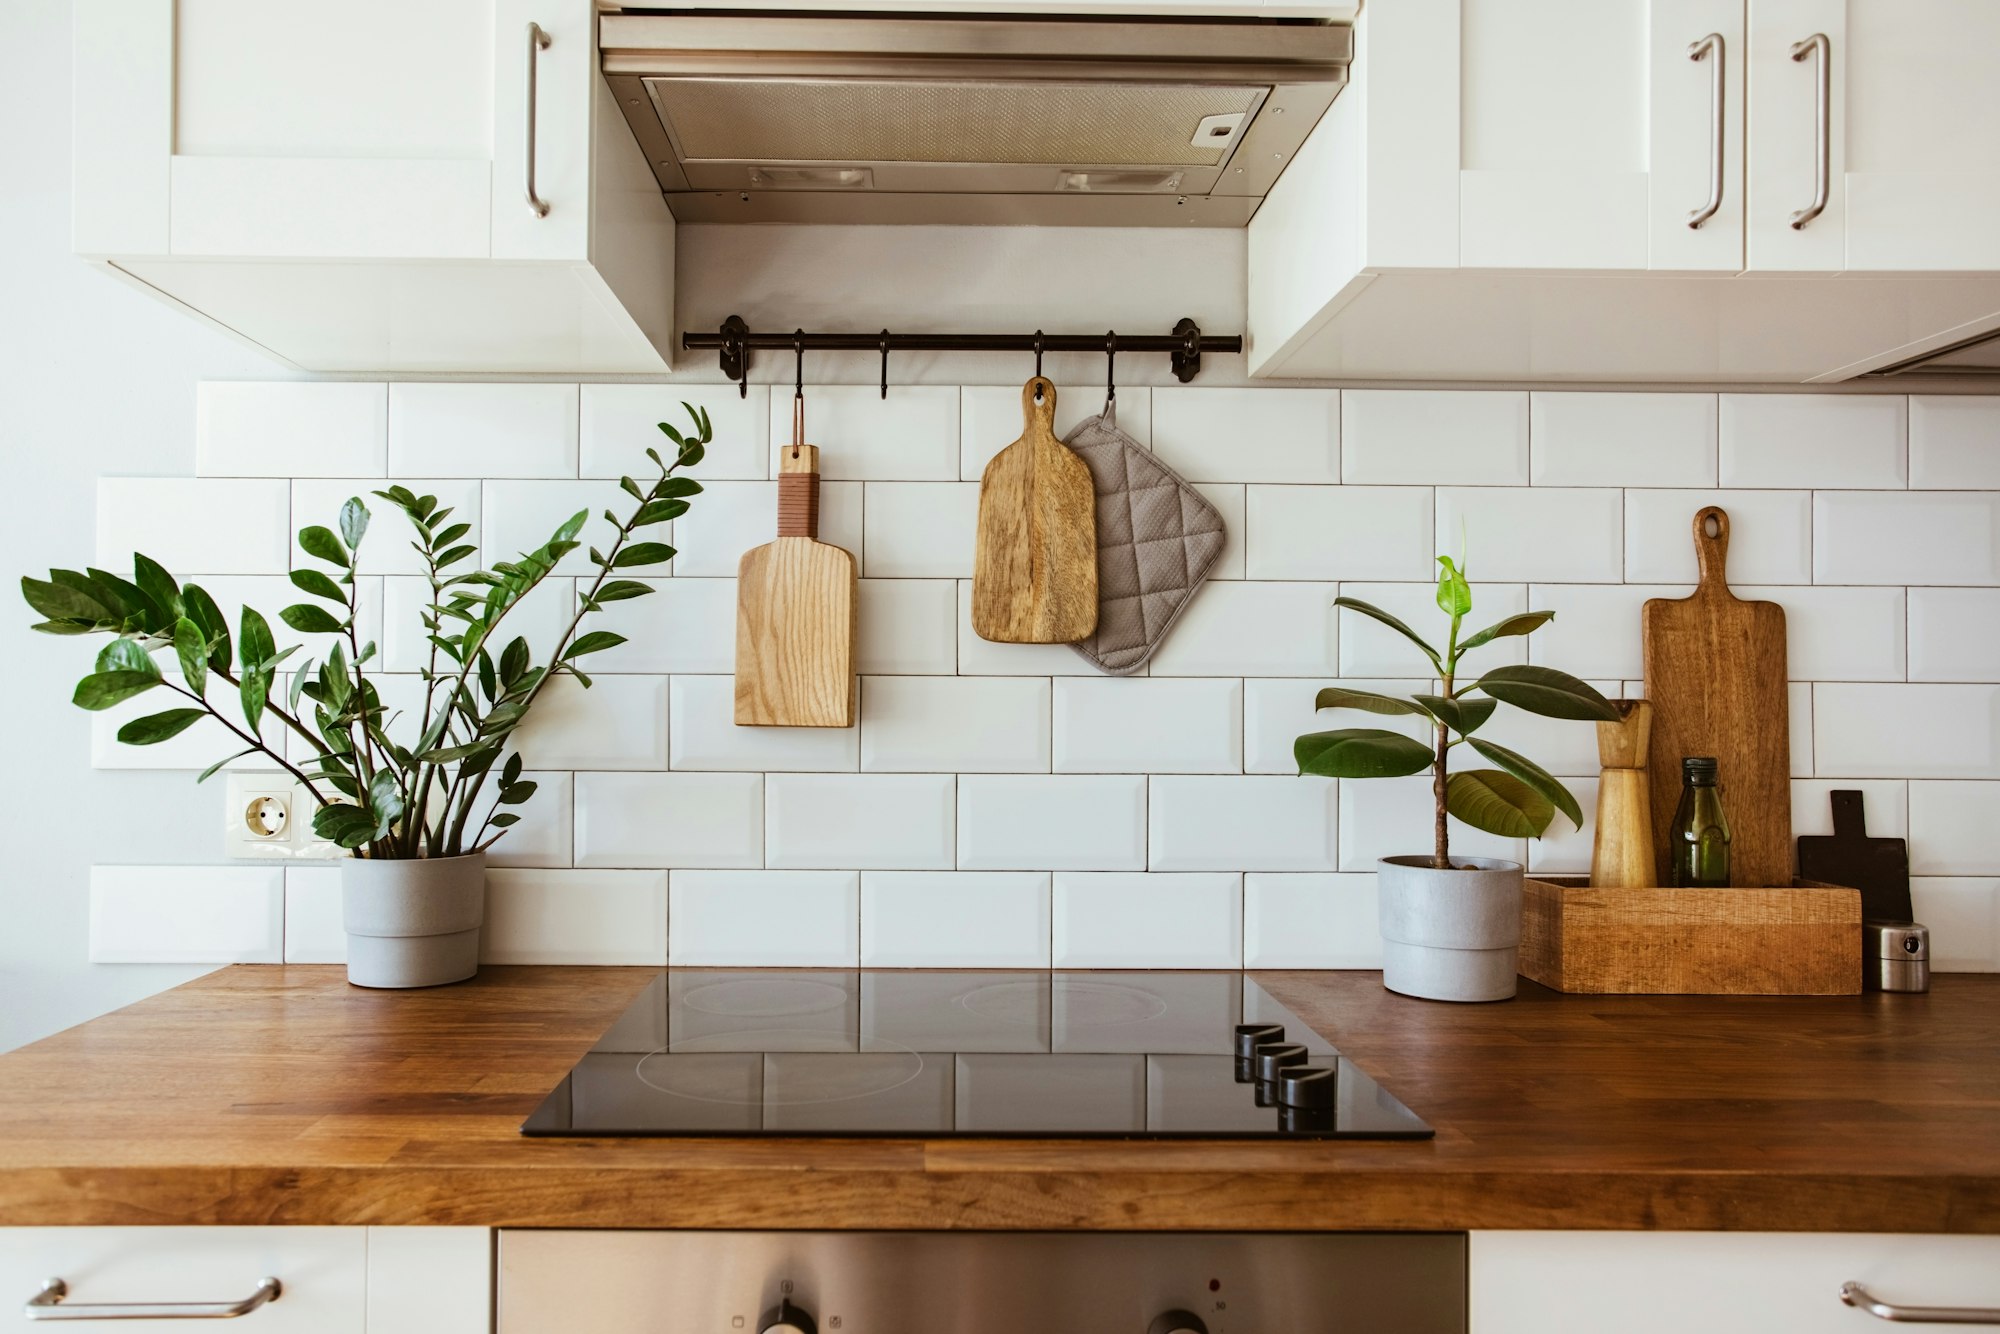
[791,330,805,458]
[1105,331,1118,406]
[879,329,891,400]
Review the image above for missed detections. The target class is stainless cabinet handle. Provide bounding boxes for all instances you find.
[1686,32,1725,229]
[25,1278,281,1321]
[524,21,552,218]
[1788,31,1830,229]
[1843,1281,2000,1325]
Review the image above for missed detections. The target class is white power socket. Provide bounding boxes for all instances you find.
[222,772,341,860]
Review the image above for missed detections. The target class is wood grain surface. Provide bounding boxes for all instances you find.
[971,378,1098,643]
[1643,506,1792,886]
[0,965,1995,1232]
[735,443,855,727]
[1590,700,1655,889]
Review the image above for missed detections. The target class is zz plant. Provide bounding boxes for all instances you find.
[1295,555,1621,870]
[22,404,714,860]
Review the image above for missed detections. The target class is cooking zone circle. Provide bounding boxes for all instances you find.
[677,978,852,1018]
[635,1030,924,1107]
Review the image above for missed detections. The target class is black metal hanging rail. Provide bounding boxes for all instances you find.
[685,315,1241,397]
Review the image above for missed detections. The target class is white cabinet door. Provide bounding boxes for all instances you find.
[492,0,594,263]
[1747,0,1846,272]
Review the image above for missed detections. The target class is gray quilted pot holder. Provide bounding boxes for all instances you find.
[1063,401,1227,675]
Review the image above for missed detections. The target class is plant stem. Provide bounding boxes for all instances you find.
[164,680,329,803]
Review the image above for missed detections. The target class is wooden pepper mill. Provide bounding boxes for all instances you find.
[1591,699,1656,888]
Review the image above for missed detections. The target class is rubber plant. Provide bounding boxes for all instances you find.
[1295,554,1621,870]
[21,403,713,859]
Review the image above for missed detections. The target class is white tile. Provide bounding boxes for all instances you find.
[1338,775,1524,871]
[1911,396,2000,490]
[861,871,1051,967]
[670,870,860,966]
[955,581,1101,676]
[857,579,957,675]
[958,775,1147,870]
[1909,781,2000,875]
[292,478,479,576]
[1817,491,2000,586]
[282,866,346,964]
[1792,779,1908,840]
[769,385,958,480]
[1719,393,1906,489]
[1814,683,2000,778]
[480,479,633,564]
[91,671,286,772]
[1624,489,1813,585]
[1053,678,1240,773]
[669,480,864,578]
[573,771,763,869]
[1910,588,2000,683]
[1150,776,1337,871]
[389,383,578,478]
[97,478,290,573]
[198,382,386,478]
[1477,679,1623,780]
[1525,774,1597,874]
[583,577,735,675]
[1190,483,1244,580]
[1530,392,1717,488]
[1337,581,1527,676]
[1244,677,1431,775]
[671,675,858,772]
[962,385,1150,478]
[382,573,569,675]
[861,677,1049,773]
[1152,387,1340,483]
[1147,581,1338,677]
[863,482,979,578]
[767,774,956,869]
[1908,878,2000,971]
[1526,585,1684,681]
[1053,872,1242,968]
[1436,487,1622,583]
[483,869,668,965]
[581,384,770,481]
[89,865,283,963]
[514,675,668,769]
[1738,585,1905,681]
[1244,873,1382,968]
[1343,389,1529,486]
[486,771,573,869]
[1792,680,1814,778]
[1244,485,1434,581]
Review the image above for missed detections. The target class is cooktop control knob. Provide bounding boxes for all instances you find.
[1147,1310,1209,1334]
[760,1299,816,1334]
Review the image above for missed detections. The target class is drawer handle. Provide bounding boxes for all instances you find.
[1787,32,1831,229]
[524,21,553,218]
[1843,1281,2000,1325]
[1685,32,1725,229]
[24,1278,281,1321]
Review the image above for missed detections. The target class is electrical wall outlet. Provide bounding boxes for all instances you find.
[222,772,341,860]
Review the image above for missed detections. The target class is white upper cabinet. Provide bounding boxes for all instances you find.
[73,0,674,373]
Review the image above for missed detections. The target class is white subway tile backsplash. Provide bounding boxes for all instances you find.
[858,579,957,675]
[292,478,479,576]
[198,382,386,478]
[861,676,1049,773]
[514,675,668,770]
[1190,483,1245,579]
[1525,774,1597,874]
[861,871,1050,967]
[587,577,736,675]
[669,480,864,578]
[389,383,578,478]
[488,772,574,869]
[1149,776,1337,872]
[1148,582,1338,677]
[1624,489,1813,585]
[479,479,632,564]
[282,866,346,964]
[768,774,956,869]
[769,386,959,480]
[1152,388,1340,483]
[1911,396,2000,490]
[97,478,290,573]
[1054,678,1240,774]
[573,771,763,869]
[671,676,858,772]
[581,384,770,481]
[1910,588,2000,683]
[1792,779,1908,840]
[961,385,1149,478]
[1739,585,1906,681]
[89,866,283,963]
[1338,582,1527,676]
[1526,585,1683,681]
[1338,776,1523,871]
[1909,781,2000,875]
[1244,485,1434,581]
[1815,492,2000,586]
[1343,389,1528,486]
[484,869,668,965]
[1720,393,1907,489]
[959,775,1147,870]
[1243,873,1381,968]
[1908,878,2000,971]
[1529,392,1717,488]
[1814,683,2000,778]
[1792,680,1814,778]
[1244,677,1430,775]
[670,870,860,966]
[863,482,979,578]
[1437,487,1622,583]
[91,672,286,772]
[1053,872,1242,968]
[955,581,1100,676]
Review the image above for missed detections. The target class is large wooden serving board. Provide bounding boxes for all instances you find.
[1642,506,1791,885]
[971,377,1098,643]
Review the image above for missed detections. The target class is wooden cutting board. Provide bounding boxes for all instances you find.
[1796,790,1914,922]
[971,377,1098,643]
[1643,506,1791,886]
[734,443,855,727]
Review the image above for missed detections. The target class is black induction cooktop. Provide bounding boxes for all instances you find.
[521,971,1431,1140]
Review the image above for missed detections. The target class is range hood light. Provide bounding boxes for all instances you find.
[1058,169,1184,194]
[745,166,875,190]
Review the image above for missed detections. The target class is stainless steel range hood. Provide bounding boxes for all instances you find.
[598,11,1352,226]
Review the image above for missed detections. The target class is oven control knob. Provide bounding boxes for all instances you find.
[760,1299,816,1334]
[1148,1311,1209,1334]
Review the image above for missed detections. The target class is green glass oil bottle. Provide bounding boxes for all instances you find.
[1668,756,1732,888]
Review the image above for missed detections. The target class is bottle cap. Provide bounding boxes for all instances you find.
[1683,756,1719,780]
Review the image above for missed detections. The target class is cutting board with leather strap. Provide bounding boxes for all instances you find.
[734,443,855,727]
[971,377,1098,643]
[1643,506,1791,886]
[1797,790,1914,922]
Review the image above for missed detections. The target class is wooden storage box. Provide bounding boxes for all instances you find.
[1520,878,1862,995]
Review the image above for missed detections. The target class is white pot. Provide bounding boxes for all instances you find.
[339,853,485,989]
[1376,855,1523,1003]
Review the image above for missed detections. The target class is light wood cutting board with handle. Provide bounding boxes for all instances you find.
[734,442,855,727]
[1643,506,1791,885]
[971,377,1098,643]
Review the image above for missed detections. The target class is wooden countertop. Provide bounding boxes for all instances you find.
[0,966,1996,1232]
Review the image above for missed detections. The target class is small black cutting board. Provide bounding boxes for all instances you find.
[1796,790,1913,923]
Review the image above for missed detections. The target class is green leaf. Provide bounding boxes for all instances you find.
[1313,686,1427,717]
[116,707,206,745]
[87,567,159,628]
[240,607,276,669]
[181,584,232,674]
[1446,769,1554,839]
[95,637,160,678]
[313,803,377,849]
[1434,554,1471,618]
[488,813,521,829]
[554,509,589,543]
[367,769,405,831]
[434,522,470,548]
[613,542,676,569]
[72,671,162,711]
[654,476,702,499]
[675,440,705,469]
[339,497,370,553]
[502,751,523,785]
[1474,665,1621,721]
[21,576,109,624]
[280,603,345,635]
[1294,728,1435,779]
[241,667,270,735]
[561,630,626,660]
[497,780,538,805]
[1413,693,1497,735]
[173,617,208,694]
[1333,596,1442,672]
[591,579,654,604]
[132,553,184,622]
[197,748,256,783]
[1457,610,1556,653]
[1466,737,1585,831]
[289,568,347,604]
[631,498,689,527]
[298,525,346,566]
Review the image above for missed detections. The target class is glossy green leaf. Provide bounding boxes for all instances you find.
[339,497,370,553]
[1413,693,1497,735]
[181,584,232,674]
[498,636,531,688]
[298,526,345,567]
[1457,610,1555,653]
[654,477,702,498]
[591,579,654,604]
[95,637,159,678]
[675,440,705,469]
[173,617,208,694]
[1333,596,1441,672]
[554,509,589,543]
[1466,737,1584,830]
[132,553,184,622]
[488,813,521,829]
[1434,554,1471,618]
[613,542,676,569]
[1473,665,1620,721]
[116,707,206,745]
[21,576,108,624]
[289,569,346,604]
[313,803,377,849]
[87,568,159,628]
[1446,768,1554,838]
[561,630,626,660]
[280,603,345,635]
[240,607,275,669]
[1294,728,1436,779]
[72,670,162,711]
[197,748,255,783]
[632,498,689,527]
[496,780,538,805]
[1313,686,1426,717]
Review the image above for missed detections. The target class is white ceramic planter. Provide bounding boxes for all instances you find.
[1376,855,1523,1003]
[339,853,485,989]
